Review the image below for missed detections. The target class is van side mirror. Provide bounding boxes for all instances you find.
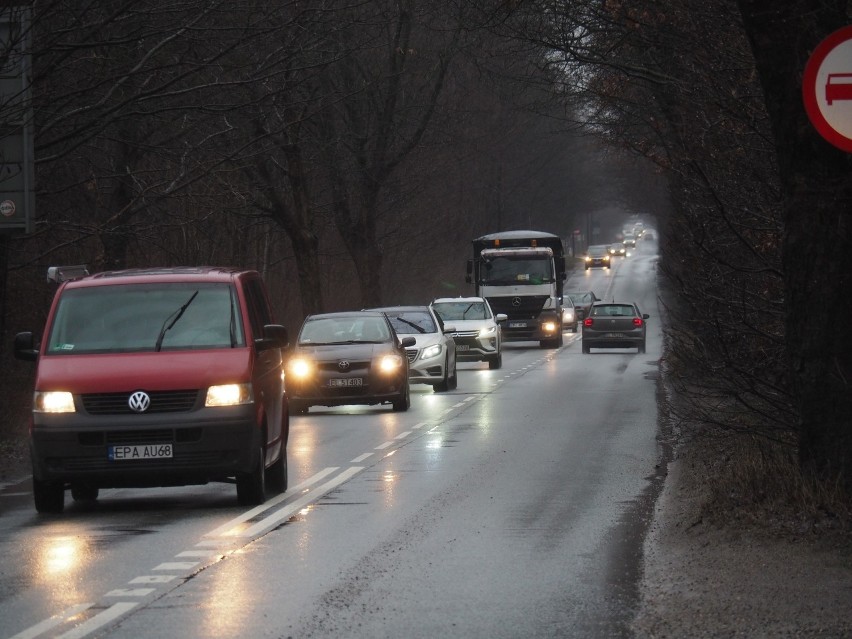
[465,259,473,284]
[256,324,288,350]
[14,331,38,361]
[400,336,416,348]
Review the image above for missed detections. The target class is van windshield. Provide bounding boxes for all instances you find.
[46,282,245,354]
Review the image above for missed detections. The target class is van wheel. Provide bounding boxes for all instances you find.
[392,383,410,412]
[237,446,266,506]
[34,477,65,514]
[266,441,288,494]
[71,484,99,502]
[582,342,591,354]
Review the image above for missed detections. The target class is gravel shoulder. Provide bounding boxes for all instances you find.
[633,441,852,638]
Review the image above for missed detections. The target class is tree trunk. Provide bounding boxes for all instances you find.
[738,0,852,485]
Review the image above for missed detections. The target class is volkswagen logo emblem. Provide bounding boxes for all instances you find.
[512,297,522,307]
[338,360,351,371]
[128,391,151,413]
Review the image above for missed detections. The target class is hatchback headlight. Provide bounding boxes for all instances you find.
[378,353,404,373]
[34,391,75,413]
[206,383,253,406]
[420,344,443,360]
[287,357,314,379]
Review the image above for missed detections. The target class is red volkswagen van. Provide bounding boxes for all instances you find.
[14,266,289,513]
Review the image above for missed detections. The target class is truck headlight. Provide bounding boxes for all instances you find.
[34,391,75,413]
[206,383,254,406]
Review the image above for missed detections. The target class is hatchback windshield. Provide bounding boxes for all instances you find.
[47,282,244,354]
[298,317,391,344]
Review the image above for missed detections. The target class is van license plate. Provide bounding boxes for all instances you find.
[109,444,173,461]
[509,321,527,328]
[329,378,363,387]
[604,333,626,338]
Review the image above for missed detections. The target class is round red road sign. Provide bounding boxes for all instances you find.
[803,25,852,152]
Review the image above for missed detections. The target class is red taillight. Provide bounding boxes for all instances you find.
[583,318,593,327]
[633,317,644,327]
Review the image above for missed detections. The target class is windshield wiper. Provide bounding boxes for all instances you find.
[155,291,199,351]
[394,317,427,333]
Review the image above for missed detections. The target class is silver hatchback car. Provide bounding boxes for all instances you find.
[431,297,507,369]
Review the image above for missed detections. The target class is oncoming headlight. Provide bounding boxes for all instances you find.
[378,354,404,373]
[206,383,253,407]
[287,357,314,380]
[420,344,442,360]
[542,321,558,333]
[34,391,75,413]
[478,325,497,337]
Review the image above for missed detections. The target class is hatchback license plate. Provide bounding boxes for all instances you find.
[329,378,363,387]
[109,444,173,461]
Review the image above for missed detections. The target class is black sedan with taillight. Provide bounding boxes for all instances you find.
[581,302,649,353]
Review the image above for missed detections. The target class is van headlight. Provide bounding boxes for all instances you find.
[206,383,253,406]
[34,391,75,413]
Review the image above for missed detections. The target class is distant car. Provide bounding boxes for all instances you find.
[581,302,649,354]
[560,296,578,332]
[643,231,655,241]
[286,311,414,414]
[430,297,506,369]
[584,245,611,270]
[607,244,627,257]
[565,290,600,321]
[367,305,458,392]
[623,234,637,248]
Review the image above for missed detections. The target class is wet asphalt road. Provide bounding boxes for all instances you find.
[0,244,664,639]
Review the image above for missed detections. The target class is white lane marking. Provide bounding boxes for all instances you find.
[7,603,93,639]
[204,467,339,537]
[56,602,138,639]
[237,466,363,538]
[152,562,198,571]
[375,441,393,450]
[105,588,155,598]
[350,453,372,463]
[128,575,177,585]
[411,421,427,429]
[175,550,217,558]
[394,430,412,439]
[1,492,29,497]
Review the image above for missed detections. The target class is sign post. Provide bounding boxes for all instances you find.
[0,6,34,234]
[803,25,852,152]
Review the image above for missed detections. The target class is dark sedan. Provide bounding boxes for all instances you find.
[581,302,649,353]
[285,311,415,413]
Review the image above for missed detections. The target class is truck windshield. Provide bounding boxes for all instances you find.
[46,282,244,354]
[481,256,553,286]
